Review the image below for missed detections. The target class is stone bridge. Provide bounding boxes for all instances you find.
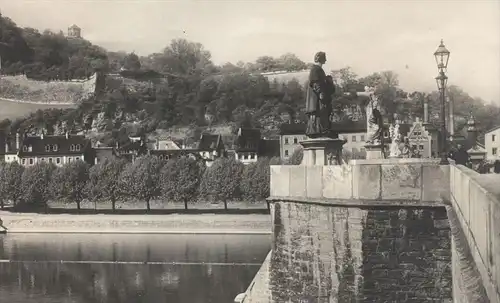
[238,158,500,302]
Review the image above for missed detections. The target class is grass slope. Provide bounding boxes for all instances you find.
[0,98,77,121]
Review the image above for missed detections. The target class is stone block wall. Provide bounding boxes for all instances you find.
[270,158,449,204]
[449,164,500,302]
[269,202,452,302]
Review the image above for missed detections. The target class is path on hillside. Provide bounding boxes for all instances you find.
[0,97,76,106]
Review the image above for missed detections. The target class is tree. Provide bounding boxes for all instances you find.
[158,38,214,76]
[50,161,90,210]
[87,158,127,211]
[119,155,163,211]
[277,53,307,71]
[20,162,55,211]
[240,158,270,201]
[0,162,24,208]
[123,52,141,71]
[199,157,244,210]
[161,157,205,210]
[255,56,279,72]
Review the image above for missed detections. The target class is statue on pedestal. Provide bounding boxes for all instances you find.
[389,122,402,157]
[365,87,383,144]
[305,51,336,138]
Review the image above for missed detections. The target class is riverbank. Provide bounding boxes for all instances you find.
[0,212,272,234]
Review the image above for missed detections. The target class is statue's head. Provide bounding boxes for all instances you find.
[314,52,327,65]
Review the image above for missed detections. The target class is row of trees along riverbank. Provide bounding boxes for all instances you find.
[0,156,286,213]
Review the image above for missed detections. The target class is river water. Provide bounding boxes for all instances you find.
[0,233,271,303]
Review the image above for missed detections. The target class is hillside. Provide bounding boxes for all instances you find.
[0,73,97,103]
[0,98,76,121]
[1,13,498,148]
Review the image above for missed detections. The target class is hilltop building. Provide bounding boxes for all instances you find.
[67,24,81,38]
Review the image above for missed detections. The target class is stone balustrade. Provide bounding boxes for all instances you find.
[449,164,500,302]
[270,158,449,205]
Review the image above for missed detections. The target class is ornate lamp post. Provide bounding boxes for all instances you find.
[434,39,450,164]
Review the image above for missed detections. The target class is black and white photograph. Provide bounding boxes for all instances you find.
[0,0,499,302]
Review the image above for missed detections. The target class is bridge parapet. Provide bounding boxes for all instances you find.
[270,158,449,204]
[449,164,500,302]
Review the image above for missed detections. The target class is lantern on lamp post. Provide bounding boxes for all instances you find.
[434,39,450,164]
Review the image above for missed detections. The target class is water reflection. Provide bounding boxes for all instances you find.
[0,234,271,303]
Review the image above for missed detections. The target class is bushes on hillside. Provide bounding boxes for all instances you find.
[0,156,273,212]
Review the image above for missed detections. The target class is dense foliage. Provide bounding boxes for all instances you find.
[0,157,271,212]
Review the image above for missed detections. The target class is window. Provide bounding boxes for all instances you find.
[29,158,33,165]
[70,144,75,151]
[53,144,58,152]
[284,150,289,157]
[21,159,26,165]
[76,157,80,161]
[493,148,498,155]
[284,138,289,145]
[28,145,32,152]
[48,158,53,163]
[351,136,357,142]
[419,145,424,150]
[45,145,50,152]
[68,158,72,163]
[293,137,298,144]
[493,135,496,142]
[56,158,61,164]
[360,135,365,142]
[75,144,81,151]
[23,146,28,152]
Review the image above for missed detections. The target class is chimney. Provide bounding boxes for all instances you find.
[5,141,8,153]
[40,131,44,140]
[16,132,20,150]
[423,100,429,124]
[65,132,69,139]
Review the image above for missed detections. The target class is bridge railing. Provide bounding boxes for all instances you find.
[449,163,500,302]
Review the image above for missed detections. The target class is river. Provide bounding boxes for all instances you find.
[0,233,271,303]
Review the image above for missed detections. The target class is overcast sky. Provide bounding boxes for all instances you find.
[1,0,499,103]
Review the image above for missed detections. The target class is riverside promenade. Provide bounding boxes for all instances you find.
[0,212,272,234]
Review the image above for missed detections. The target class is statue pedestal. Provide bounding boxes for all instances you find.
[300,137,346,165]
[365,143,385,160]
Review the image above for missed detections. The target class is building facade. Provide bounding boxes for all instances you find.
[3,133,92,166]
[484,126,500,161]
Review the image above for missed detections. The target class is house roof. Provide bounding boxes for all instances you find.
[235,128,261,152]
[258,139,280,158]
[197,134,223,151]
[68,24,80,29]
[485,125,500,134]
[16,134,90,156]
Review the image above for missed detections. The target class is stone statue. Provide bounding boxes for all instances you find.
[365,87,383,144]
[305,51,336,138]
[389,122,402,157]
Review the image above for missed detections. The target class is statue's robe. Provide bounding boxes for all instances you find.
[305,65,334,137]
[367,107,383,143]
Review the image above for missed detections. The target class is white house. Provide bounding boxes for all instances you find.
[484,125,500,160]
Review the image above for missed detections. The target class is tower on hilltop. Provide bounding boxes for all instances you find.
[67,24,81,38]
